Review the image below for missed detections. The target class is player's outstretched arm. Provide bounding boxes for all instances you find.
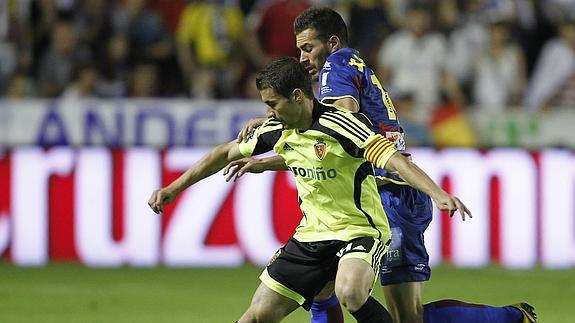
[223,155,289,182]
[148,141,243,214]
[384,152,472,221]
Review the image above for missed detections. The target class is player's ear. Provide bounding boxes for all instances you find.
[292,88,303,103]
[328,35,341,51]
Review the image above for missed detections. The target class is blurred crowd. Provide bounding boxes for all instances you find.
[1,0,574,116]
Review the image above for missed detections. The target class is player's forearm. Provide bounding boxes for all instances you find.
[384,153,447,200]
[258,155,289,171]
[165,141,237,195]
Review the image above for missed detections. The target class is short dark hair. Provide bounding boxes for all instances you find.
[294,7,348,44]
[255,57,314,99]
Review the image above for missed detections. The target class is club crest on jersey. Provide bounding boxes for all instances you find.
[314,140,327,160]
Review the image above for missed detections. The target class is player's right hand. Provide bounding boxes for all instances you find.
[223,157,265,182]
[236,118,267,143]
[148,188,177,214]
[434,194,472,221]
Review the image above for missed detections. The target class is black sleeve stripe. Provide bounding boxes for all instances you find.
[314,123,364,157]
[253,128,282,155]
[322,114,369,142]
[324,111,371,138]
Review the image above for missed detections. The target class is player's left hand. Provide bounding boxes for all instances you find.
[223,157,265,182]
[237,118,266,143]
[434,195,472,221]
[148,188,177,214]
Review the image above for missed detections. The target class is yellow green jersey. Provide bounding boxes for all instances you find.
[238,101,397,243]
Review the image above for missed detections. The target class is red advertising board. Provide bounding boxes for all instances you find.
[0,148,573,268]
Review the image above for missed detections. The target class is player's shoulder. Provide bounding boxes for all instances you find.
[318,109,374,137]
[325,48,360,68]
[261,118,283,131]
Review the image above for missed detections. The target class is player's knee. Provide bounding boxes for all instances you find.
[335,284,368,312]
[242,302,275,322]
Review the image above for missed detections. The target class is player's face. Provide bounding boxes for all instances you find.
[296,28,331,82]
[259,88,302,129]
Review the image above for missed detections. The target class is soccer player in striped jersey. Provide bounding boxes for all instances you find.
[149,57,470,323]
[230,7,536,323]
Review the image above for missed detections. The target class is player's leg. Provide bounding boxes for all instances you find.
[238,282,300,322]
[382,281,424,323]
[334,237,393,323]
[380,183,537,323]
[423,300,536,323]
[310,282,343,323]
[378,183,432,323]
[254,237,343,321]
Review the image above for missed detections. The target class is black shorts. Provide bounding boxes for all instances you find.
[259,236,388,310]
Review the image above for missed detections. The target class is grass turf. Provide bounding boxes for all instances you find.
[0,263,572,322]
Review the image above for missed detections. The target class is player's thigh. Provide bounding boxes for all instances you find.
[382,281,424,311]
[335,258,375,293]
[240,282,300,322]
[314,280,335,301]
[335,237,387,295]
[263,238,340,309]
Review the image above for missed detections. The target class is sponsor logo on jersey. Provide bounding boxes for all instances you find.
[288,166,337,180]
[283,143,293,151]
[314,140,326,160]
[336,242,353,257]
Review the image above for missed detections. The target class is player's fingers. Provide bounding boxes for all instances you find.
[223,161,235,175]
[243,129,253,142]
[233,163,252,182]
[148,191,160,213]
[154,191,166,209]
[237,128,247,143]
[225,165,240,182]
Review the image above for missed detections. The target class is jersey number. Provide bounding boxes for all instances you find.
[348,54,398,120]
[370,74,397,120]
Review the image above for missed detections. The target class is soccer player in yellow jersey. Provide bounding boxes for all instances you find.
[148,57,469,323]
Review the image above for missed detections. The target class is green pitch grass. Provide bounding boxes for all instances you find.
[0,263,572,322]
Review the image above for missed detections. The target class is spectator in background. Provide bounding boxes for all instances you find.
[129,62,159,97]
[112,0,182,95]
[148,0,187,35]
[37,20,86,97]
[0,0,33,93]
[243,0,312,69]
[4,72,35,98]
[445,0,490,87]
[176,0,245,98]
[472,21,527,111]
[97,33,130,98]
[347,0,391,67]
[376,3,464,124]
[524,18,575,110]
[394,92,432,146]
[61,63,98,100]
[74,0,113,59]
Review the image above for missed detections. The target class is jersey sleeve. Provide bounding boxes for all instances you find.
[319,110,397,167]
[319,55,360,106]
[238,119,283,157]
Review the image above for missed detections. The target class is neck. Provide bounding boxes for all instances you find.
[297,98,315,131]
